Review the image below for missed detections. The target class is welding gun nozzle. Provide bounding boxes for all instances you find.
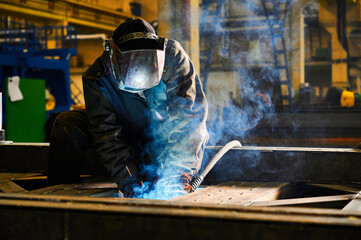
[189,175,204,192]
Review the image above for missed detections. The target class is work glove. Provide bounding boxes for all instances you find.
[153,170,193,194]
[180,171,192,192]
[116,179,144,198]
[115,171,193,199]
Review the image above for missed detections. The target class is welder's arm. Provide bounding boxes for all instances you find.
[82,54,141,195]
[160,40,209,176]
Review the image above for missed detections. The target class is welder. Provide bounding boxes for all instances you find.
[47,18,209,198]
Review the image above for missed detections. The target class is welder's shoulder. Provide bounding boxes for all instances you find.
[165,38,177,50]
[164,39,189,69]
[82,51,107,81]
[163,39,191,82]
[165,39,185,56]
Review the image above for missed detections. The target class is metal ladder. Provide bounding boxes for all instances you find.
[260,0,292,105]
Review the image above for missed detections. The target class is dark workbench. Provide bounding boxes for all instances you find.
[1,143,361,239]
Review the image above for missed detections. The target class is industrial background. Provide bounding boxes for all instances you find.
[1,0,361,239]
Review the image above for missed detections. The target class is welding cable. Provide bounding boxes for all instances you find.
[189,140,242,191]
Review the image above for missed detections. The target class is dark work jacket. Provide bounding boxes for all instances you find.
[82,39,209,191]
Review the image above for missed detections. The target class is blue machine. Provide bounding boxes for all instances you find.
[0,20,77,124]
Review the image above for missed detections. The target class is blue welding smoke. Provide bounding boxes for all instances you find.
[131,0,310,200]
[205,0,288,145]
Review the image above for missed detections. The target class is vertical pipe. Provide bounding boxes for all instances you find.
[159,0,200,75]
[55,26,58,49]
[300,11,305,85]
[45,26,48,50]
[158,0,172,39]
[0,66,5,131]
[171,0,177,39]
[0,91,4,142]
[189,0,200,75]
[74,26,77,50]
[0,92,2,130]
[62,25,65,49]
[202,0,226,93]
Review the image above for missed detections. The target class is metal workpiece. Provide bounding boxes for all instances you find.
[2,143,361,184]
[0,193,361,240]
[0,143,49,173]
[1,175,361,239]
[203,146,361,184]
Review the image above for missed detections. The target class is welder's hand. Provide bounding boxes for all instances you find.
[180,171,193,192]
[123,189,135,198]
[118,180,143,198]
[155,171,193,194]
[115,190,124,198]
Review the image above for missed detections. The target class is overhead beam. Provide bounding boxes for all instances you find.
[0,2,62,21]
[0,1,134,31]
[66,17,116,32]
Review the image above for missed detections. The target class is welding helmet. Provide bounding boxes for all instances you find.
[106,19,165,93]
[106,36,165,93]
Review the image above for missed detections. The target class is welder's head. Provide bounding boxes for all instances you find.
[106,18,165,93]
[112,18,163,51]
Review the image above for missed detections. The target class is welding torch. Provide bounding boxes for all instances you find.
[189,140,242,192]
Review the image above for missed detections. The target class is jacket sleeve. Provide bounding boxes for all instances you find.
[82,52,140,192]
[159,40,209,176]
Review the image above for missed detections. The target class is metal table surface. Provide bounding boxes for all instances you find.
[1,144,361,239]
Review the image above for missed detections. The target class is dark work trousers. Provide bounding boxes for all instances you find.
[47,109,107,186]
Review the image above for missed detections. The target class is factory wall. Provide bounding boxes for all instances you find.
[1,0,361,143]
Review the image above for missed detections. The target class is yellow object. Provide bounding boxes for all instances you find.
[71,104,85,110]
[45,89,56,111]
[341,90,355,107]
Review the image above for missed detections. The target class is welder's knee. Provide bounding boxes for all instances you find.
[51,110,88,139]
[48,109,91,186]
[52,110,85,128]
